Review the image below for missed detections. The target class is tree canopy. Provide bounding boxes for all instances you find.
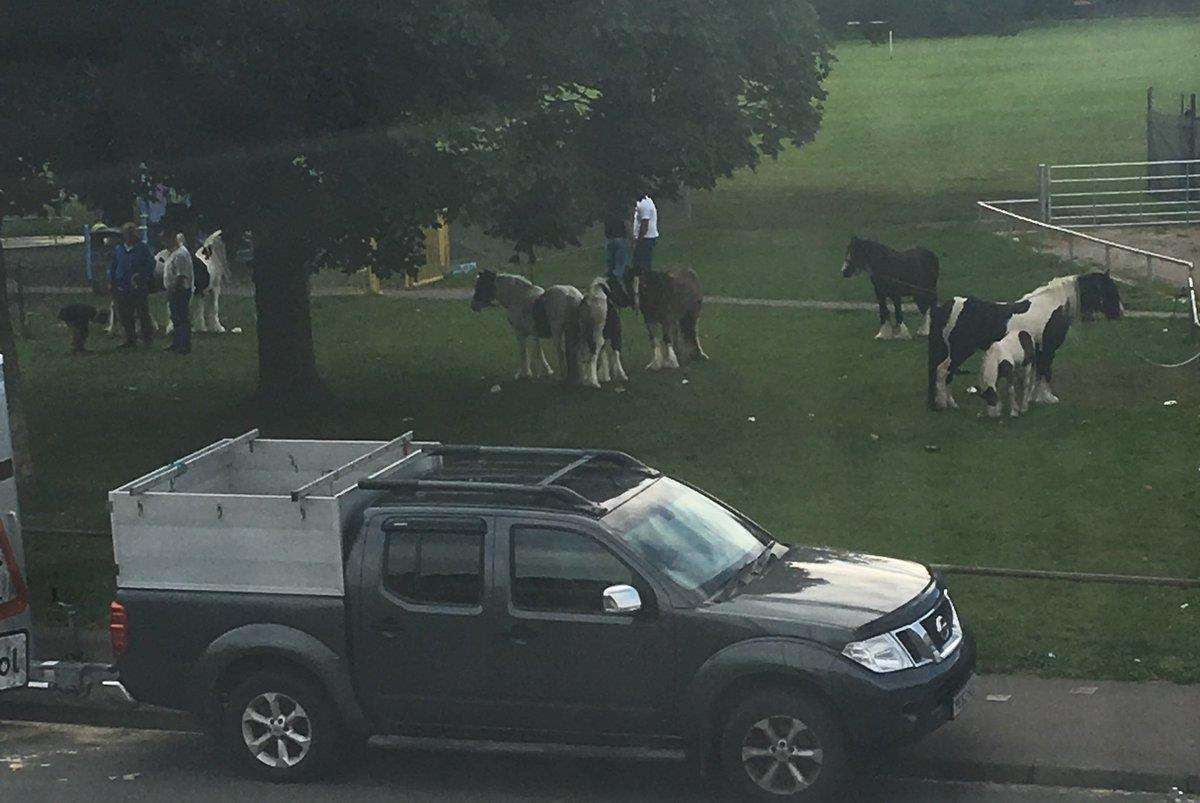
[1,1,832,400]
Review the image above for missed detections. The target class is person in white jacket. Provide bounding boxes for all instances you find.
[162,233,194,354]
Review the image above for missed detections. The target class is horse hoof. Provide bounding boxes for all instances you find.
[894,323,912,340]
[646,361,663,371]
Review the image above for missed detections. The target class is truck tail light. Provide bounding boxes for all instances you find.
[109,601,129,656]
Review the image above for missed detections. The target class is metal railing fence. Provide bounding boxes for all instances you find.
[1037,158,1200,229]
[977,200,1199,329]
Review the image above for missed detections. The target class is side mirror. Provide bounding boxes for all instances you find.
[602,584,642,615]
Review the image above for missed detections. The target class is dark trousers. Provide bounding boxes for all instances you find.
[632,237,657,275]
[116,290,154,345]
[168,287,192,353]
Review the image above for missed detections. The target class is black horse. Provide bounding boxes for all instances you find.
[841,236,939,340]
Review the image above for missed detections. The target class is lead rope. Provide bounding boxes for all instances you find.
[1134,287,1200,369]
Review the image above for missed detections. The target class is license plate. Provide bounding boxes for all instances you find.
[952,676,975,719]
[0,631,28,692]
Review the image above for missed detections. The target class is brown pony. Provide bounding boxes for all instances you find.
[638,269,707,370]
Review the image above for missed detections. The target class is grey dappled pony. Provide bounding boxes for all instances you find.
[470,269,582,381]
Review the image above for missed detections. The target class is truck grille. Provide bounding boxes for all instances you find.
[893,593,962,666]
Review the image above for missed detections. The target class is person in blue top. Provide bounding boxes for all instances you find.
[108,222,156,347]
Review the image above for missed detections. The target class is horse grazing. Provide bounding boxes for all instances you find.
[841,236,939,339]
[979,330,1035,418]
[929,271,1122,412]
[470,269,581,381]
[194,230,230,333]
[566,277,628,388]
[639,269,706,370]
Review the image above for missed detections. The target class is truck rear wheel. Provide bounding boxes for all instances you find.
[719,690,847,801]
[222,669,343,782]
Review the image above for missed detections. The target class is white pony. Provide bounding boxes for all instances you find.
[469,270,582,381]
[193,229,229,333]
[570,277,629,388]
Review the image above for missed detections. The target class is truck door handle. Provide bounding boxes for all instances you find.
[375,618,404,638]
[501,624,536,645]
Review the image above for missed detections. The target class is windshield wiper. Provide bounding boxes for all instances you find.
[712,541,778,601]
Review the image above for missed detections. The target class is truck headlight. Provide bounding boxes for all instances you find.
[842,633,915,673]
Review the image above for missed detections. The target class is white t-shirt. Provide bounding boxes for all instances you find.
[163,244,194,290]
[634,196,659,240]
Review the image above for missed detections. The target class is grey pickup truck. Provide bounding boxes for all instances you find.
[109,432,975,800]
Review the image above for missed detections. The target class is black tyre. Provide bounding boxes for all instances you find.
[719,690,847,801]
[221,669,343,782]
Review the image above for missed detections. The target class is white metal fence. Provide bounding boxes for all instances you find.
[977,200,1199,329]
[1037,158,1200,229]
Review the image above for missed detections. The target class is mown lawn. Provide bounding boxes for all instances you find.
[17,292,1200,681]
[10,16,1200,681]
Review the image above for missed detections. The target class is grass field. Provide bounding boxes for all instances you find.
[17,292,1200,681]
[11,16,1200,681]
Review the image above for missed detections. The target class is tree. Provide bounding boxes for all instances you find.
[2,1,832,401]
[0,156,58,483]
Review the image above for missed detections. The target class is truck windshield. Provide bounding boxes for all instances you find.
[604,478,767,597]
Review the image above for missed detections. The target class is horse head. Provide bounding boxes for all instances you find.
[470,269,498,311]
[841,236,867,278]
[1078,271,1123,320]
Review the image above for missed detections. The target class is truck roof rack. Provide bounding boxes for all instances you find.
[424,444,659,478]
[356,478,607,516]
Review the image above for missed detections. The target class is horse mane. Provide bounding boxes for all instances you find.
[1020,275,1079,318]
[856,237,898,261]
[496,272,537,289]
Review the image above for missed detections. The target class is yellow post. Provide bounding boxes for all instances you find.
[407,215,450,288]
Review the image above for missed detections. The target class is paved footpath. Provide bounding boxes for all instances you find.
[0,719,1194,802]
[17,282,1183,319]
[2,670,1196,796]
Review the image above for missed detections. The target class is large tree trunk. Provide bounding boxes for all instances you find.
[0,223,34,485]
[250,226,323,403]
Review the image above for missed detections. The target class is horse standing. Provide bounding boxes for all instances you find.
[639,269,706,370]
[929,271,1122,412]
[841,236,939,339]
[567,277,628,388]
[194,229,230,333]
[470,270,581,381]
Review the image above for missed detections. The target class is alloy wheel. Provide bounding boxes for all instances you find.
[241,691,313,768]
[740,715,825,796]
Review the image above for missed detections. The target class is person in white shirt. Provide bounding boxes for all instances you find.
[162,232,194,354]
[631,193,659,280]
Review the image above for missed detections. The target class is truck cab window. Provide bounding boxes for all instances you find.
[511,526,633,614]
[385,530,483,606]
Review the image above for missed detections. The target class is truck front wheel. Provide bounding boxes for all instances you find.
[719,690,847,801]
[222,669,343,781]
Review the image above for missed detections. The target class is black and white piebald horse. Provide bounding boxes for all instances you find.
[470,269,582,381]
[841,236,939,339]
[979,330,1036,418]
[929,271,1123,412]
[564,277,628,388]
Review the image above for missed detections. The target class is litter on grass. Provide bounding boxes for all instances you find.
[1163,400,1179,406]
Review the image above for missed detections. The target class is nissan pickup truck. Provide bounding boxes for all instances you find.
[109,432,975,800]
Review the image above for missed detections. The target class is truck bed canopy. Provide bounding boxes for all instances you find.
[110,432,657,597]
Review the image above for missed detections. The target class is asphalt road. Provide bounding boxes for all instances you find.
[2,720,1192,803]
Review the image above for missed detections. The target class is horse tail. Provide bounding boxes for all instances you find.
[928,301,950,410]
[681,308,698,349]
